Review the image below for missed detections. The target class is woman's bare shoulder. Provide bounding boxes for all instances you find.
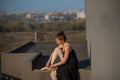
[64,42,72,51]
[64,42,71,47]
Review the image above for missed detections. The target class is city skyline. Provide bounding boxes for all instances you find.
[0,0,85,12]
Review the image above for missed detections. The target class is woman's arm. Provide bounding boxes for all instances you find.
[46,52,53,67]
[50,46,70,68]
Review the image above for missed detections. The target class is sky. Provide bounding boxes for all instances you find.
[0,0,85,12]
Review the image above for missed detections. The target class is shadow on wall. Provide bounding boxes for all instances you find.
[32,54,91,70]
[78,58,91,69]
[8,42,35,53]
[31,54,90,80]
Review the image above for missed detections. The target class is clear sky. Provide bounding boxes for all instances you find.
[0,0,85,12]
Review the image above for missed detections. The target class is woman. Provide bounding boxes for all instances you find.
[48,31,79,80]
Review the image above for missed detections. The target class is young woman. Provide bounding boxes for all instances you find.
[46,31,78,80]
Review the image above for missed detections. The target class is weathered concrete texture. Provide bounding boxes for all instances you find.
[86,0,120,80]
[1,41,90,80]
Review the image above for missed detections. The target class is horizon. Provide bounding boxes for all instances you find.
[0,9,85,13]
[0,0,85,12]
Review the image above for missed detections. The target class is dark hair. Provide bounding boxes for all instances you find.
[56,31,67,41]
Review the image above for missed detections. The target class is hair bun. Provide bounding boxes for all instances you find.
[56,31,67,41]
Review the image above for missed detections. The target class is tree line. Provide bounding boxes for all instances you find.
[0,20,85,32]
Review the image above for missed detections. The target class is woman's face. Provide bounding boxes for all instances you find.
[55,38,63,45]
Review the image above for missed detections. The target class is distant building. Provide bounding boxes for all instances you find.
[26,13,32,19]
[76,11,86,19]
[44,14,49,20]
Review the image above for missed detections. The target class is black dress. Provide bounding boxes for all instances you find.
[57,48,79,80]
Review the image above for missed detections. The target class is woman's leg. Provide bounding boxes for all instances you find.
[50,47,63,80]
[50,70,57,80]
[51,47,63,64]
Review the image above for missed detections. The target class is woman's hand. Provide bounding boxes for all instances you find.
[46,62,50,67]
[50,64,56,69]
[58,44,63,48]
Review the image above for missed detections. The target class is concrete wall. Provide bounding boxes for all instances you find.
[86,0,120,80]
[1,53,51,80]
[1,53,34,79]
[1,41,91,80]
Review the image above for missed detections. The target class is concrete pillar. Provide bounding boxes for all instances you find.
[86,0,120,80]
